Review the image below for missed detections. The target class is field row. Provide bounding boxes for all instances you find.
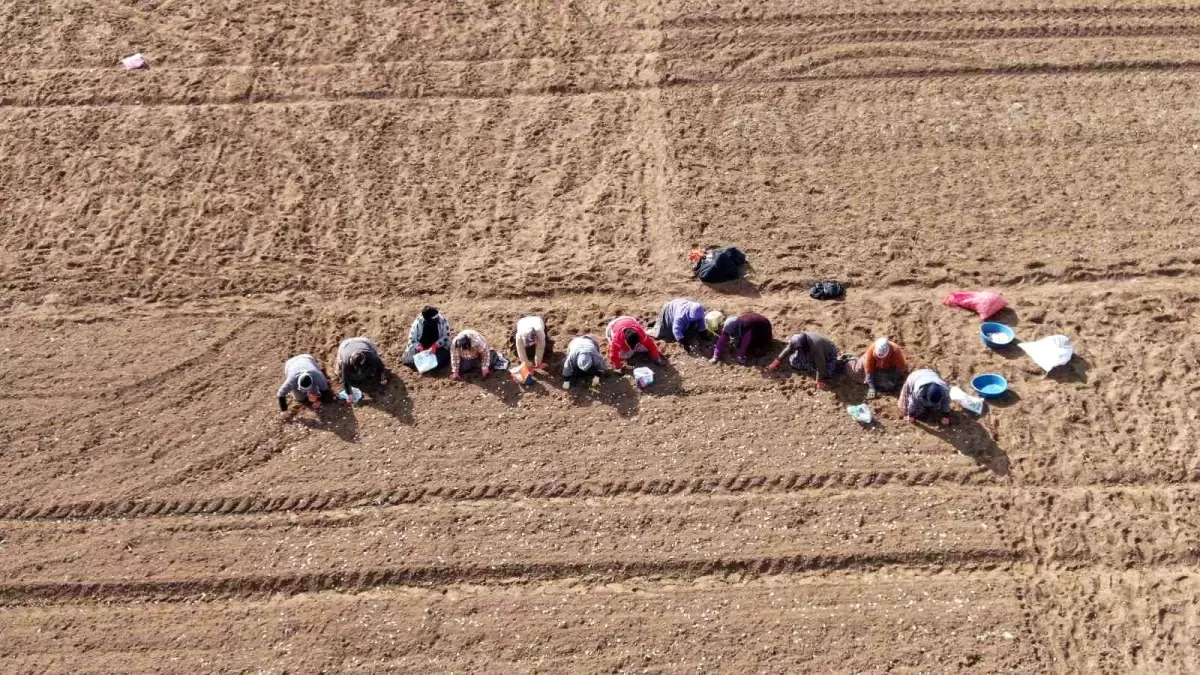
[0,279,1194,506]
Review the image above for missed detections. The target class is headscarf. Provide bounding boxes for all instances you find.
[794,333,812,352]
[874,337,891,357]
[419,306,443,347]
[705,310,726,335]
[623,328,641,349]
[577,352,596,373]
[297,372,314,392]
[517,318,539,345]
[722,316,742,341]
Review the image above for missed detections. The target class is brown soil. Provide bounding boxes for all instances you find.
[3,0,1200,671]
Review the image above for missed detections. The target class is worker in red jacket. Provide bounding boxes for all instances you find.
[605,316,664,370]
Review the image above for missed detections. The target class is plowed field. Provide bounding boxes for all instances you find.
[3,0,1200,671]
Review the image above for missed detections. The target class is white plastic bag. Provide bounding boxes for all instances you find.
[847,403,873,424]
[1019,335,1074,373]
[633,367,654,388]
[413,350,438,374]
[337,387,363,404]
[950,386,984,415]
[121,53,146,70]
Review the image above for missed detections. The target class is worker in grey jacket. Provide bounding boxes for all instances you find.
[561,336,609,389]
[278,354,333,413]
[338,337,387,396]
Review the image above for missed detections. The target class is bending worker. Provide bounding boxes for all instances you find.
[648,298,708,350]
[606,315,664,370]
[769,331,840,389]
[450,328,498,381]
[849,337,908,399]
[338,336,387,397]
[711,312,773,365]
[899,368,952,426]
[561,335,609,388]
[513,315,551,370]
[277,354,333,414]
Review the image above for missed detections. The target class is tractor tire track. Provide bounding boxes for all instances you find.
[0,468,994,522]
[667,58,1200,86]
[664,5,1200,30]
[0,549,1021,606]
[667,22,1200,53]
[10,467,1200,523]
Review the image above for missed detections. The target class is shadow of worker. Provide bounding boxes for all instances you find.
[569,373,640,419]
[370,372,415,425]
[918,414,1011,477]
[705,277,762,298]
[297,403,359,443]
[632,357,685,398]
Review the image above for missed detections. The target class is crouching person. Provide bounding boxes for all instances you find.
[711,312,773,365]
[512,315,552,370]
[561,336,609,389]
[278,354,333,416]
[847,337,908,399]
[338,337,387,398]
[648,298,708,351]
[450,329,506,381]
[899,368,952,426]
[402,306,451,373]
[606,316,664,370]
[769,331,840,389]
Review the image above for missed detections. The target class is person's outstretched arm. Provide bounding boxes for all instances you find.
[277,379,292,411]
[644,334,662,360]
[712,333,729,360]
[671,313,690,342]
[534,329,546,366]
[339,355,353,396]
[477,334,491,372]
[515,333,530,365]
[609,339,624,370]
[736,329,754,363]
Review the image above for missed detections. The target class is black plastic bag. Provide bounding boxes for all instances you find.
[809,280,845,300]
[694,246,747,283]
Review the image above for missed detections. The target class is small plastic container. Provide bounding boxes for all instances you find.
[633,367,654,388]
[337,387,363,404]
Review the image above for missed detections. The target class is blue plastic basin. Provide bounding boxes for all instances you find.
[971,373,1009,399]
[979,322,1016,349]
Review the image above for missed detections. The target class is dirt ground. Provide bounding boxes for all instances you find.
[3,0,1200,671]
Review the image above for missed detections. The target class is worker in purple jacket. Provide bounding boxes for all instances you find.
[710,312,773,365]
[648,298,709,350]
